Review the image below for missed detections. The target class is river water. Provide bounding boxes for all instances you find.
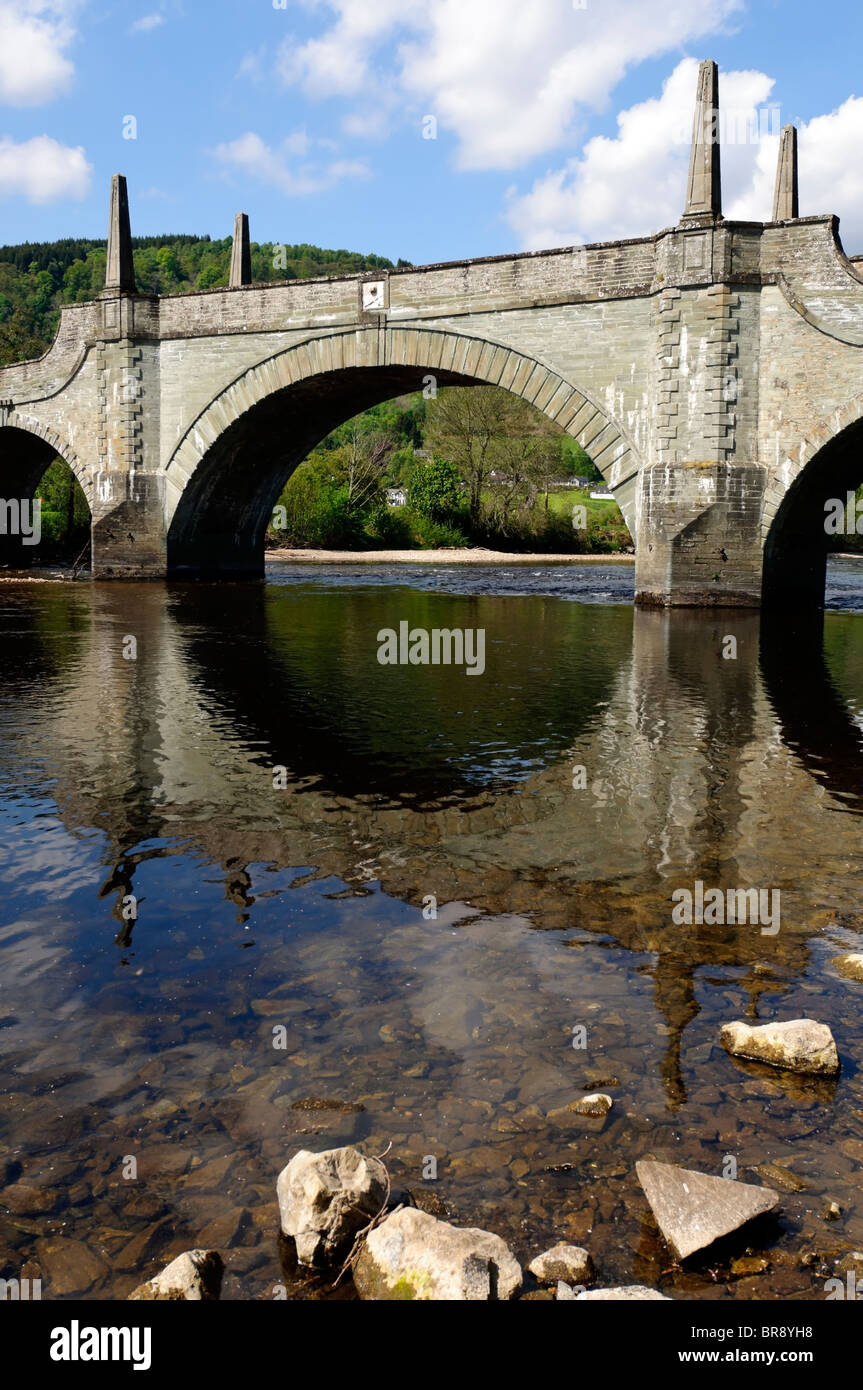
[1,556,862,1300]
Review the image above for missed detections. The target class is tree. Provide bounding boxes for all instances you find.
[426,385,566,529]
[332,428,393,515]
[409,456,461,521]
[425,386,503,527]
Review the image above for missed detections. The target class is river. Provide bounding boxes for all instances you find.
[1,555,862,1299]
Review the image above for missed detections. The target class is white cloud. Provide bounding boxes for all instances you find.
[785,97,863,253]
[238,45,266,82]
[212,130,369,196]
[506,59,863,255]
[736,95,863,254]
[0,132,90,201]
[506,59,778,249]
[278,0,744,169]
[0,1,77,105]
[131,12,164,33]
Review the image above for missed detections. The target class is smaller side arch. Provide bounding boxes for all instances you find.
[0,408,93,505]
[0,411,92,569]
[763,387,863,542]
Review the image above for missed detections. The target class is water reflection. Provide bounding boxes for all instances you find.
[1,573,862,1299]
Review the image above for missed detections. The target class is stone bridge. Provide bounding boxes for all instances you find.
[2,59,863,607]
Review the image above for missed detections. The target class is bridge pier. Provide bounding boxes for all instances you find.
[635,463,767,608]
[91,472,167,580]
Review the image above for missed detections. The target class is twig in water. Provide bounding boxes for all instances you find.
[332,1157,396,1288]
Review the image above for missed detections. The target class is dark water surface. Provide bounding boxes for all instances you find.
[1,557,863,1300]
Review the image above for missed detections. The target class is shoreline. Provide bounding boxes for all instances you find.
[266,547,636,566]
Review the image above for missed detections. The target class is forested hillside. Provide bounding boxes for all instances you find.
[0,234,403,365]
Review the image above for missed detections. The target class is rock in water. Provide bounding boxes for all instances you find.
[128,1249,223,1301]
[832,953,863,982]
[636,1160,779,1261]
[576,1286,670,1300]
[720,1018,839,1074]
[547,1093,613,1123]
[354,1207,522,1300]
[277,1146,388,1267]
[528,1244,593,1284]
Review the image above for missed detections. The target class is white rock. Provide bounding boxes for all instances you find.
[556,1281,576,1300]
[575,1285,671,1300]
[637,1160,779,1261]
[127,1248,223,1300]
[720,1018,839,1075]
[832,953,863,982]
[548,1093,613,1123]
[277,1145,388,1267]
[354,1207,522,1300]
[528,1244,593,1284]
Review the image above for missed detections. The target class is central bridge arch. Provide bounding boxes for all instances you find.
[763,390,863,607]
[164,326,638,577]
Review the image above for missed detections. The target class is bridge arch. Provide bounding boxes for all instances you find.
[164,326,639,577]
[762,393,863,607]
[0,412,92,568]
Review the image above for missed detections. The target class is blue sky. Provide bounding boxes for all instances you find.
[1,0,862,262]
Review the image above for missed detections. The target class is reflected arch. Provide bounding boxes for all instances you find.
[164,326,639,577]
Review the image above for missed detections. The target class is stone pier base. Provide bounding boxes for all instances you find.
[635,463,767,608]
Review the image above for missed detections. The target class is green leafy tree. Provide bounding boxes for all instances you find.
[409,456,461,522]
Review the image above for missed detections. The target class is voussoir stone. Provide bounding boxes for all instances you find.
[636,1160,779,1261]
[528,1244,594,1284]
[353,1207,522,1300]
[720,1018,839,1075]
[277,1145,388,1267]
[575,1285,671,1300]
[128,1248,223,1300]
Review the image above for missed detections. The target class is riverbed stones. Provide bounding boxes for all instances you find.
[528,1244,593,1284]
[1,1183,59,1215]
[547,1094,613,1123]
[750,1162,806,1193]
[575,1285,671,1300]
[353,1207,522,1300]
[128,1249,223,1300]
[720,1019,839,1075]
[832,953,863,982]
[636,1160,780,1261]
[277,1145,388,1267]
[32,1237,109,1296]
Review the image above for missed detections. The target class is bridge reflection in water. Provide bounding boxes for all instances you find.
[1,575,862,1298]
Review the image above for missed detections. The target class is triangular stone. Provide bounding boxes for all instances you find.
[636,1160,779,1261]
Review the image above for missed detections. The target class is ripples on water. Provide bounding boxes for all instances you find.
[1,556,862,1300]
